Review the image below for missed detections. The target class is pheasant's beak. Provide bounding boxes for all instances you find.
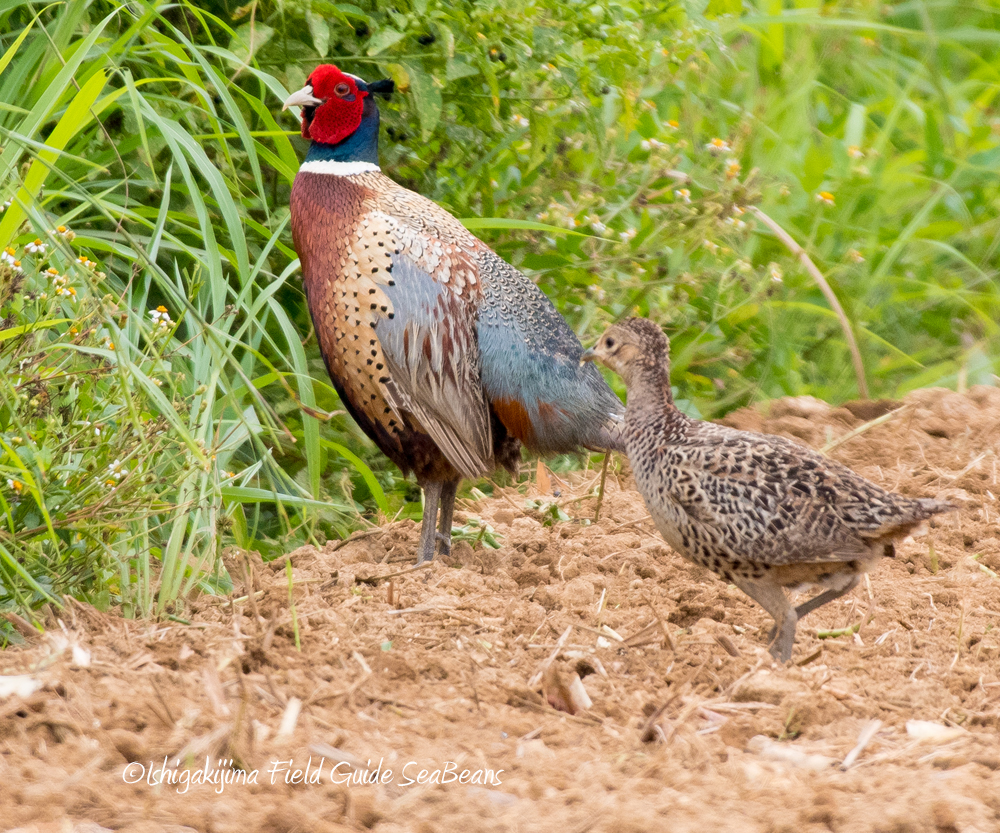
[579,348,597,366]
[282,85,323,111]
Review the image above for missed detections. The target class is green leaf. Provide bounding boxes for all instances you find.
[0,69,108,246]
[446,58,479,81]
[366,28,405,55]
[306,11,330,58]
[220,486,349,514]
[407,65,442,140]
[924,109,945,176]
[0,11,35,77]
[460,217,607,240]
[321,439,389,513]
[844,102,866,148]
[230,22,274,65]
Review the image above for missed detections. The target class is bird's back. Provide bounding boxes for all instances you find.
[475,247,624,454]
[626,404,949,575]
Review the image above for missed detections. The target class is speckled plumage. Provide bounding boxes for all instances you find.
[584,318,952,661]
[286,65,624,563]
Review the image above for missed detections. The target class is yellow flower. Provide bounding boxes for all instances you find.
[7,479,23,493]
[667,119,679,129]
[705,137,730,154]
[724,158,741,179]
[816,191,835,206]
[847,145,864,159]
[674,188,691,203]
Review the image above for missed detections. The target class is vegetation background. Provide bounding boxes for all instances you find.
[0,0,997,631]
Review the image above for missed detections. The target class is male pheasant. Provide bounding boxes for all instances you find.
[282,64,624,563]
[582,318,952,661]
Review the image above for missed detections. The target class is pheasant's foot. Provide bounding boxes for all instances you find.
[415,480,444,565]
[435,531,452,556]
[767,613,797,663]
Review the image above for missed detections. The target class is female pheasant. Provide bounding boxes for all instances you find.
[582,318,952,661]
[282,64,624,563]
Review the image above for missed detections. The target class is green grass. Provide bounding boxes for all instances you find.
[0,0,997,628]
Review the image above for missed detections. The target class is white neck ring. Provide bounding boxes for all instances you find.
[299,160,380,175]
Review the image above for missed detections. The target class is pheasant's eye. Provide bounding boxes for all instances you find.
[334,82,351,97]
[605,337,616,349]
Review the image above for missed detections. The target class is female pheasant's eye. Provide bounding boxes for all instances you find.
[334,82,351,97]
[605,337,616,349]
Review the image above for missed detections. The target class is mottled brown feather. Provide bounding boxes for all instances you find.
[291,170,514,481]
[586,318,953,660]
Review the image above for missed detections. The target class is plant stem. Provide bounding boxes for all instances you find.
[750,206,869,399]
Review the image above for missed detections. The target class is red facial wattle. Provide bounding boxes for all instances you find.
[301,64,368,144]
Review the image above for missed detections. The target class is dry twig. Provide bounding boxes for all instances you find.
[750,206,868,398]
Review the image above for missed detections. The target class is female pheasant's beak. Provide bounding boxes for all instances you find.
[579,348,597,366]
[282,85,324,111]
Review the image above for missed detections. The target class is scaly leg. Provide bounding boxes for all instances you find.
[436,478,459,557]
[794,574,860,621]
[416,480,444,565]
[732,575,797,662]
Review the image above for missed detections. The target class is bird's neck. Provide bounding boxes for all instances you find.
[306,105,380,166]
[624,358,674,404]
[624,359,684,426]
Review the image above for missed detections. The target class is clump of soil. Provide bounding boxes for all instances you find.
[2,386,999,833]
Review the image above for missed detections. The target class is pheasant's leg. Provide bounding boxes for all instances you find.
[794,574,860,621]
[436,479,460,557]
[732,576,797,662]
[416,480,444,565]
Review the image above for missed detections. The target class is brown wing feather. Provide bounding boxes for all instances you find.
[291,170,498,480]
[654,423,942,566]
[375,254,493,479]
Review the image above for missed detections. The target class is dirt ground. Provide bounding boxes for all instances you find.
[1,385,999,833]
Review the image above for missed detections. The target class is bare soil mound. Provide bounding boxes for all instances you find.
[2,386,999,833]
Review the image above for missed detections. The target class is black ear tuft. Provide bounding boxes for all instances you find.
[367,79,395,97]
